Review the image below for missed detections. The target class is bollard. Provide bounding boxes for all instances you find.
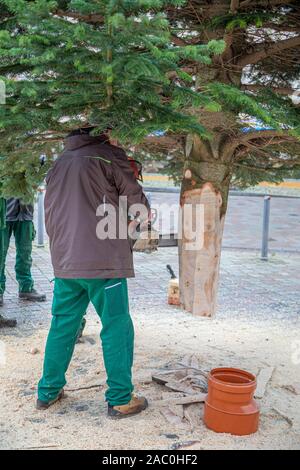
[36,190,45,247]
[261,195,271,261]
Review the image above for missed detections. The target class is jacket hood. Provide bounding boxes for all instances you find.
[64,134,109,151]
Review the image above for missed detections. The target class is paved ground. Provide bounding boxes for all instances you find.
[148,192,300,252]
[34,188,300,254]
[0,245,299,450]
[1,245,300,327]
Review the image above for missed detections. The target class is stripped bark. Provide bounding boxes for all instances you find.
[178,134,231,317]
[179,184,225,317]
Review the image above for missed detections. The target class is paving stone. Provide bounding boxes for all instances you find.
[1,241,299,328]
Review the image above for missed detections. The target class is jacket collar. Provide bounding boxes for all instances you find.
[64,134,109,151]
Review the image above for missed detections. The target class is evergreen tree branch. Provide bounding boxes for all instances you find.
[237,35,300,67]
[238,130,298,143]
[230,1,240,13]
[240,0,297,7]
[222,130,298,160]
[54,10,104,24]
[241,84,297,95]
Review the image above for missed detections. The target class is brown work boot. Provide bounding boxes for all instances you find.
[0,314,17,328]
[19,288,46,302]
[36,389,65,410]
[108,394,148,419]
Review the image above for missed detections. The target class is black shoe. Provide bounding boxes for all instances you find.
[0,314,17,328]
[0,294,3,307]
[36,389,65,410]
[19,289,46,302]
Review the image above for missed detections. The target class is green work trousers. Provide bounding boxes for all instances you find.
[0,221,34,294]
[38,278,134,406]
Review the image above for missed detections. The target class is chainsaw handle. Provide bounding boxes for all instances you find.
[166,264,177,279]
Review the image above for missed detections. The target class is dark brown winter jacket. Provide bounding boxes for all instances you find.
[45,134,150,279]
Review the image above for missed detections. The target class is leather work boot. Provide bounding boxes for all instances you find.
[108,394,148,419]
[0,314,17,328]
[19,289,46,302]
[36,389,65,410]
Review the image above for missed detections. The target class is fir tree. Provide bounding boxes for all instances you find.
[1,1,299,318]
[161,0,300,316]
[0,0,224,200]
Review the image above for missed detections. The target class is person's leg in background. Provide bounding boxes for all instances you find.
[88,278,147,418]
[37,278,90,407]
[0,222,13,303]
[76,313,87,343]
[0,222,17,327]
[14,220,46,301]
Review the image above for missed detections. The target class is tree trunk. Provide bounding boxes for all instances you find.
[178,134,231,317]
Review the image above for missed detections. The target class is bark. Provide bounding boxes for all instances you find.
[178,134,231,317]
[237,35,300,67]
[241,84,296,96]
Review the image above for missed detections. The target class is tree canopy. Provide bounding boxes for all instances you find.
[161,0,300,192]
[0,0,299,201]
[0,0,224,199]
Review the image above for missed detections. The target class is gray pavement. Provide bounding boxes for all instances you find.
[1,244,299,330]
[34,191,300,252]
[148,192,300,252]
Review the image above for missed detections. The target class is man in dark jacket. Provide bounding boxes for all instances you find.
[37,128,150,418]
[0,198,46,327]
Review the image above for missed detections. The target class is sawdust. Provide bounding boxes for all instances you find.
[0,303,300,450]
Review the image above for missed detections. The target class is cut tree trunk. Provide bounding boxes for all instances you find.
[179,183,225,316]
[178,134,231,317]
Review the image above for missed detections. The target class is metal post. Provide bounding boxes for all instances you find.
[146,192,152,207]
[261,195,271,260]
[36,190,45,247]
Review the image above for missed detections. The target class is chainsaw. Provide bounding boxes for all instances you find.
[132,219,159,253]
[127,157,159,253]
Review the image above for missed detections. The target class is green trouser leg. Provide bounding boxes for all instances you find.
[87,278,134,405]
[14,221,34,292]
[0,224,13,295]
[38,278,134,406]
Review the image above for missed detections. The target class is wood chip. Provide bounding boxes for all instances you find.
[272,407,293,427]
[65,383,103,392]
[255,367,274,398]
[152,374,170,385]
[160,406,189,429]
[30,348,40,355]
[282,382,300,395]
[190,355,200,371]
[183,403,202,431]
[180,355,192,367]
[152,370,186,384]
[172,441,202,450]
[152,393,206,408]
[164,380,196,395]
[152,357,208,401]
[176,362,208,378]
